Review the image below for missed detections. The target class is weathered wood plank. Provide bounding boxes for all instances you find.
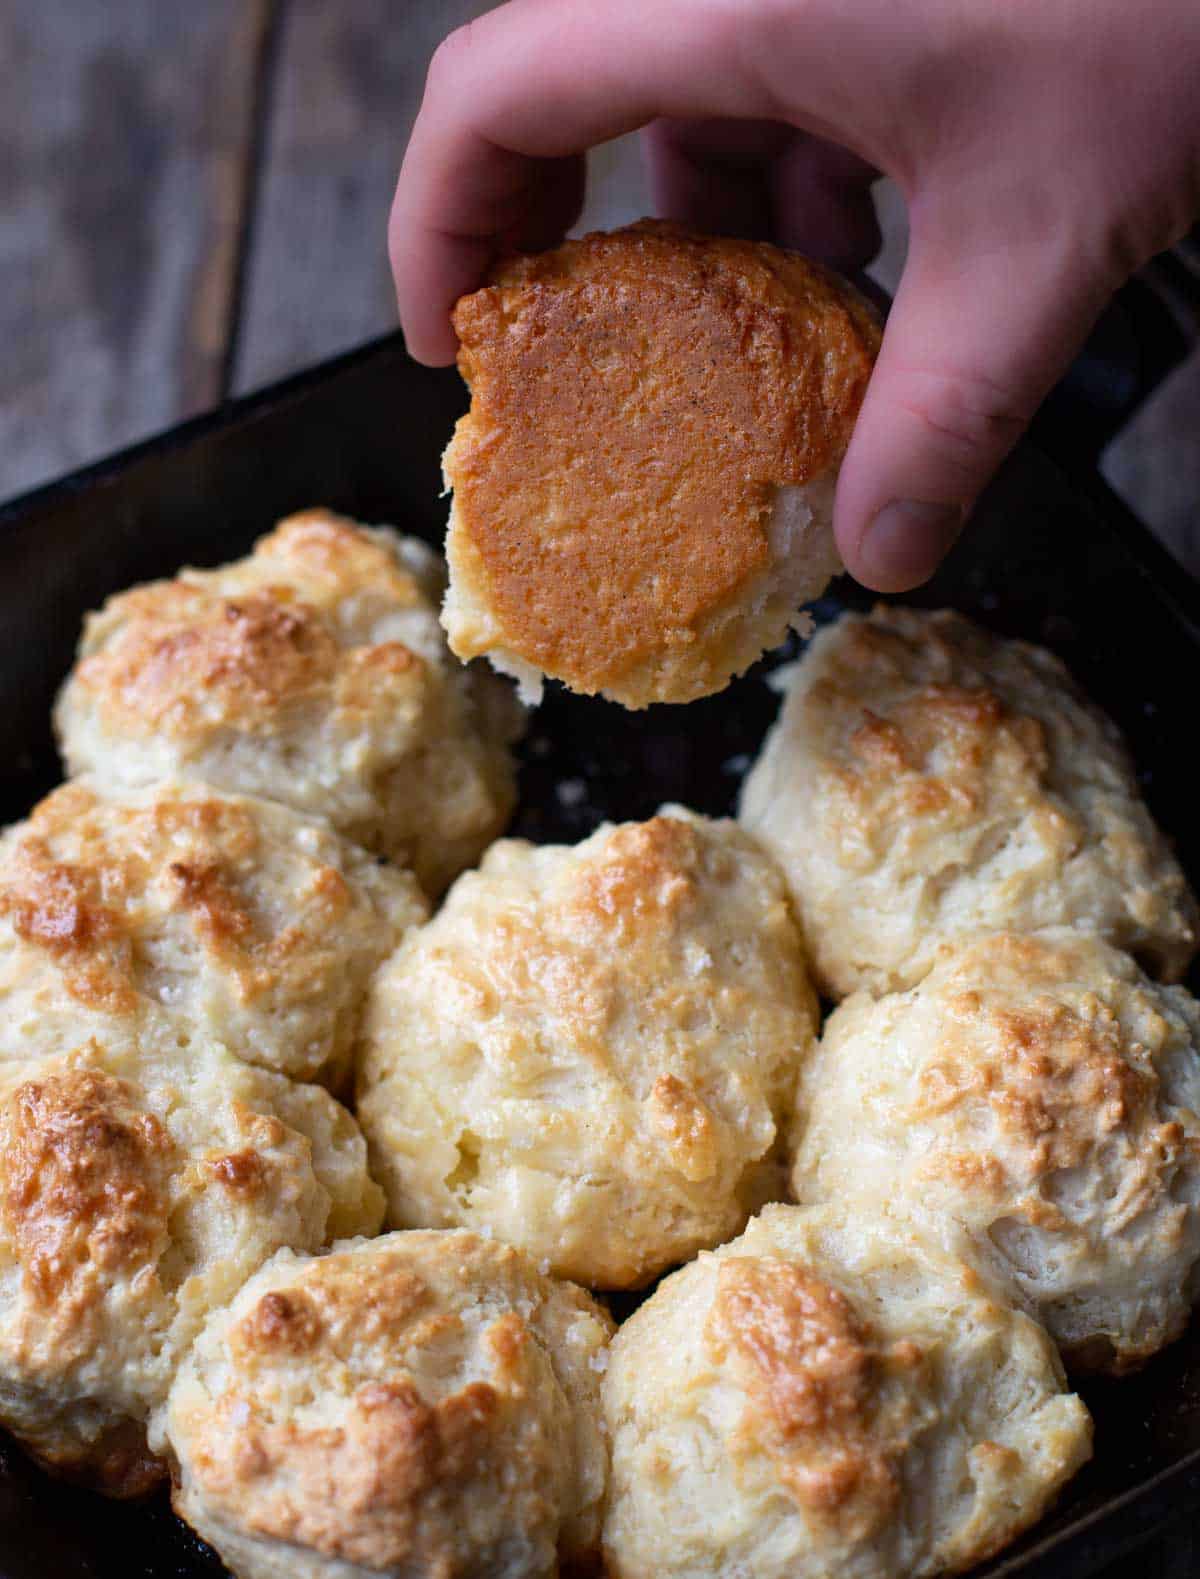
[0,0,272,503]
[233,0,485,392]
[232,0,650,393]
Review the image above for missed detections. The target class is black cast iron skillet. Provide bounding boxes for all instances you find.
[1,332,1199,1578]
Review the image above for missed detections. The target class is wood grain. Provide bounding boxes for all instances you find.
[232,0,490,393]
[232,0,650,394]
[0,0,273,503]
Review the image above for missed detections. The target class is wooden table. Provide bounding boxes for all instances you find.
[3,0,1197,572]
[0,1,645,496]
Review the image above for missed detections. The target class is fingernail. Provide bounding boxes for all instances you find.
[859,500,965,591]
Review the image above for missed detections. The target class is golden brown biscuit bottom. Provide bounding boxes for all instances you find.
[447,220,878,699]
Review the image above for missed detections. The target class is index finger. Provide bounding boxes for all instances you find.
[389,0,868,363]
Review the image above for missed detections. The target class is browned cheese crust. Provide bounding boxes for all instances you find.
[0,1065,175,1493]
[790,930,1200,1374]
[165,1232,612,1579]
[705,1258,921,1541]
[67,514,432,741]
[190,1267,547,1566]
[0,1034,381,1497]
[54,510,522,896]
[600,1203,1092,1579]
[740,607,1199,995]
[0,780,425,1084]
[3,786,350,1016]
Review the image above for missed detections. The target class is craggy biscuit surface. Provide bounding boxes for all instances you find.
[602,1203,1091,1579]
[357,808,817,1288]
[0,780,426,1085]
[740,606,1198,996]
[0,1036,382,1495]
[791,930,1200,1373]
[165,1231,612,1579]
[54,510,522,896]
[444,220,879,707]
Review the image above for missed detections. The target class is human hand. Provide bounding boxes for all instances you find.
[390,0,1200,591]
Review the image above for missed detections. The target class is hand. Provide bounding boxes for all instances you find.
[390,0,1200,591]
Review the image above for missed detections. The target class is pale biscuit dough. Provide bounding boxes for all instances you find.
[165,1230,612,1579]
[357,808,818,1288]
[791,929,1200,1373]
[740,605,1197,996]
[602,1202,1092,1579]
[54,510,522,896]
[0,1035,382,1495]
[0,779,426,1086]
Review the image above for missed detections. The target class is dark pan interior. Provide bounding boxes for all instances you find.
[1,335,1199,1577]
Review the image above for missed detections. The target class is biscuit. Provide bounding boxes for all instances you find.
[740,605,1198,996]
[443,220,879,708]
[54,510,522,896]
[791,929,1200,1373]
[0,779,427,1086]
[601,1202,1092,1579]
[0,1034,383,1495]
[164,1230,612,1579]
[357,808,818,1288]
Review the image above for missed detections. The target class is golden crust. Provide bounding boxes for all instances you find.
[0,1037,383,1496]
[234,510,443,614]
[601,1203,1091,1579]
[357,808,818,1288]
[0,780,426,1084]
[54,511,521,896]
[73,586,343,735]
[165,1231,613,1579]
[444,220,879,706]
[64,512,438,736]
[706,1258,909,1539]
[791,930,1200,1373]
[0,1067,176,1434]
[740,606,1199,996]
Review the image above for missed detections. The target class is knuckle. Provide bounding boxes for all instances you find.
[426,23,477,90]
[894,367,1033,466]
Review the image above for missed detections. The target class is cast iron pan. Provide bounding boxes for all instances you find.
[1,334,1199,1576]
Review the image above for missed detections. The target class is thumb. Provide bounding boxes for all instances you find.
[834,220,1115,592]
